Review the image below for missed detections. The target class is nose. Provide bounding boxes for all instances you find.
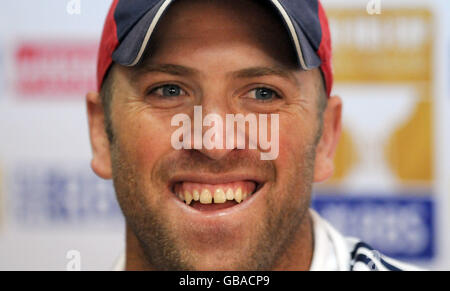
[197,147,234,161]
[197,100,237,160]
[173,83,253,161]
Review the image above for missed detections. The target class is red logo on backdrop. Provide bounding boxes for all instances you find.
[14,41,98,98]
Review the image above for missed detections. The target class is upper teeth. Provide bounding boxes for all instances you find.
[226,188,234,200]
[200,189,212,204]
[193,189,200,201]
[214,189,226,203]
[177,187,251,205]
[185,190,193,205]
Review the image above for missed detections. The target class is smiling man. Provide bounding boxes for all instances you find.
[87,0,417,271]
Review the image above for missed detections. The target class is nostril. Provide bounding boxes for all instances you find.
[195,148,236,161]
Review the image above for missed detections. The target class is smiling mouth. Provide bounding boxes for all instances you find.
[172,180,263,212]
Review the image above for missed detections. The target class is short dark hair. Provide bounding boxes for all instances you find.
[100,65,328,145]
[100,67,116,144]
[315,71,328,145]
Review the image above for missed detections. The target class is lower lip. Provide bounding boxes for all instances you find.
[190,200,238,212]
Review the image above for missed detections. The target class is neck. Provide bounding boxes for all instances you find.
[272,211,314,271]
[125,226,154,271]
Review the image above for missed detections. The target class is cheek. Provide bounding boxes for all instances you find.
[116,113,175,170]
[275,116,313,167]
[269,117,316,211]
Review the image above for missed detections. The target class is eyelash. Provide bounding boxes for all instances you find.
[147,84,188,97]
[247,87,282,101]
[145,84,283,101]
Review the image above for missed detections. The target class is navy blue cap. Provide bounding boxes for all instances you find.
[98,0,333,95]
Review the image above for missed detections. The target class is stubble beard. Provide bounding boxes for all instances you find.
[110,142,317,270]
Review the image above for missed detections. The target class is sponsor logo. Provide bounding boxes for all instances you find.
[316,7,437,262]
[312,194,434,260]
[13,41,97,98]
[11,163,123,228]
[328,9,434,185]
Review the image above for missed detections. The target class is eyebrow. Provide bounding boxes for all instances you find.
[230,66,300,86]
[132,63,299,86]
[132,63,201,80]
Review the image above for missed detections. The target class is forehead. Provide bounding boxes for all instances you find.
[138,0,298,70]
[154,0,286,35]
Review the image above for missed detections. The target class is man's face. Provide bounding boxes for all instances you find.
[89,0,340,270]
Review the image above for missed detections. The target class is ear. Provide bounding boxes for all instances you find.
[314,96,342,183]
[86,91,113,179]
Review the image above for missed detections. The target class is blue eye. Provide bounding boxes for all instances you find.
[150,84,186,97]
[250,88,279,101]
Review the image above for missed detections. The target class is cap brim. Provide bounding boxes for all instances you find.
[112,0,173,66]
[267,0,322,69]
[112,0,321,70]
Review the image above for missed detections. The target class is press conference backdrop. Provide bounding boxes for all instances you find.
[0,0,449,270]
